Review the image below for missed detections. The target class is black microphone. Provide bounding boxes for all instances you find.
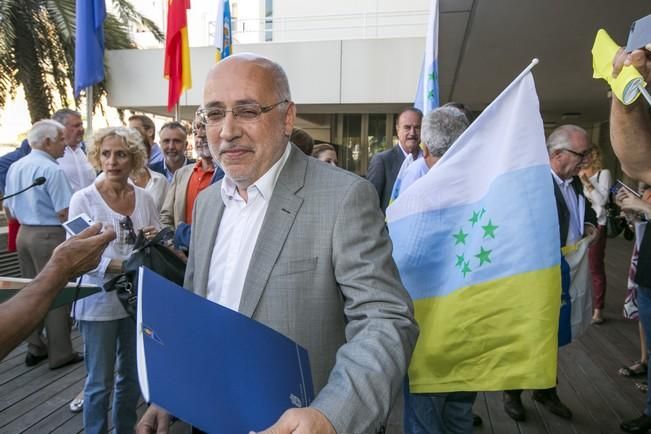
[2,177,47,200]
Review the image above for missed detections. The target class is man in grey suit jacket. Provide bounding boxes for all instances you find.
[367,108,422,212]
[137,54,418,434]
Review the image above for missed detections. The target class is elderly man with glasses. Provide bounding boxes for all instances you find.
[137,53,418,434]
[503,124,597,423]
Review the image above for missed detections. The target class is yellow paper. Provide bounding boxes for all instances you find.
[592,29,644,105]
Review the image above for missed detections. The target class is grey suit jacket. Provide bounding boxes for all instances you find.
[160,164,194,229]
[185,146,418,433]
[367,145,406,213]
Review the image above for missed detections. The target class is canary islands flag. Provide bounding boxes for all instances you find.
[387,61,561,393]
[414,0,439,114]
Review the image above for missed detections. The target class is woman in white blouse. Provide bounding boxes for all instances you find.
[579,147,613,324]
[68,126,160,434]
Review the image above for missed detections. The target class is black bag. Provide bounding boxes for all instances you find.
[104,227,186,318]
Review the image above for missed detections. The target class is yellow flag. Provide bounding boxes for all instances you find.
[592,29,645,105]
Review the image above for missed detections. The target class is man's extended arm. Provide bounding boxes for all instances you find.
[0,224,115,359]
[610,47,651,184]
[309,178,419,433]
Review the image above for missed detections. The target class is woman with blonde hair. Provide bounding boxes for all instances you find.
[68,126,160,433]
[579,146,613,324]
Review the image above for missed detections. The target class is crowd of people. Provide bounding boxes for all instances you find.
[0,44,650,434]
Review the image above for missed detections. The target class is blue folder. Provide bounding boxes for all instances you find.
[136,267,314,433]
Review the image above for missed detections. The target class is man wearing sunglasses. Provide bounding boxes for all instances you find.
[137,53,418,434]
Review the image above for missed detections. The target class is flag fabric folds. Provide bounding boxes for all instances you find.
[558,239,593,346]
[387,65,561,393]
[74,0,106,97]
[414,0,439,115]
[214,0,233,62]
[164,0,192,112]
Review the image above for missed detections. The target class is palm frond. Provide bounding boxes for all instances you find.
[111,0,164,43]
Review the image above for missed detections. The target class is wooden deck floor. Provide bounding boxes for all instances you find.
[0,236,644,433]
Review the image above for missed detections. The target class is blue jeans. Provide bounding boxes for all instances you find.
[637,285,651,416]
[79,318,140,434]
[404,389,477,434]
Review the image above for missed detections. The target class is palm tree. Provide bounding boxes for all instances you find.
[0,0,164,123]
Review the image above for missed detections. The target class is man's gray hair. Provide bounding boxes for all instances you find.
[27,119,64,149]
[421,106,470,157]
[51,108,81,125]
[546,124,588,153]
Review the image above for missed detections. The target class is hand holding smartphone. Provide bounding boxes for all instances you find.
[62,213,95,237]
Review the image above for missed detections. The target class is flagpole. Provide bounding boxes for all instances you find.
[175,102,181,122]
[86,85,94,136]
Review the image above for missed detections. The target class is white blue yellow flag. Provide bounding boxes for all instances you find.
[214,0,232,62]
[387,62,561,392]
[414,0,439,114]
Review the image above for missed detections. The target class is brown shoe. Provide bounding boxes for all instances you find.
[532,389,572,420]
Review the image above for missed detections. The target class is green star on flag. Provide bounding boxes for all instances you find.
[428,89,435,100]
[475,246,492,266]
[482,219,498,239]
[461,261,472,277]
[455,254,465,268]
[453,229,469,245]
[469,210,481,226]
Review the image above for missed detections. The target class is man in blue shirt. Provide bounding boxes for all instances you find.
[4,119,82,369]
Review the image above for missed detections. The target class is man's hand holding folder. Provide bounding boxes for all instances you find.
[251,408,336,434]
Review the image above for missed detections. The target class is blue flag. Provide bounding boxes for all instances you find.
[75,0,106,97]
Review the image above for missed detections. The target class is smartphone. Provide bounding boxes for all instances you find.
[62,213,95,236]
[626,14,651,52]
[612,180,642,198]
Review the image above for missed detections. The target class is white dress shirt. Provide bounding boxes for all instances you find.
[206,143,292,311]
[57,145,96,192]
[552,171,585,245]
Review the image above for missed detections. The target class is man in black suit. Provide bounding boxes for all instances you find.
[503,124,596,422]
[367,108,422,212]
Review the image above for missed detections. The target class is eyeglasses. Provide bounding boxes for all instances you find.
[562,148,592,160]
[119,216,137,245]
[197,100,289,126]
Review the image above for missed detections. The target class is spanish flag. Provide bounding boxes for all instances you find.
[164,0,192,112]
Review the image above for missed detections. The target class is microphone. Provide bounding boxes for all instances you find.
[2,177,47,200]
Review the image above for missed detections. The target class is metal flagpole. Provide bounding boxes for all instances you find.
[86,85,94,137]
[175,102,181,122]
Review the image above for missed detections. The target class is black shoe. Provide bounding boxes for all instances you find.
[503,391,526,421]
[50,352,84,370]
[621,414,651,432]
[25,352,48,367]
[473,413,483,426]
[532,389,572,420]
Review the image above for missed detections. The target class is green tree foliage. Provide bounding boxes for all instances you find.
[0,0,163,123]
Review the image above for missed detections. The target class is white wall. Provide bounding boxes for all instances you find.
[105,37,424,109]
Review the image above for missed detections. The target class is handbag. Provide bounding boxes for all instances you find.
[104,227,186,318]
